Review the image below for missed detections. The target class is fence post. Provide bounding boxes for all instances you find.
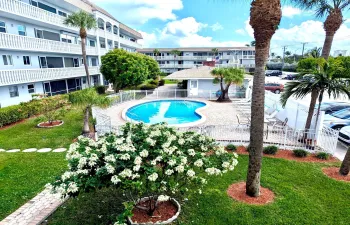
[134,90,136,100]
[283,128,288,150]
[294,103,299,129]
[175,89,177,99]
[209,90,212,100]
[157,89,159,99]
[120,92,123,103]
[146,90,148,97]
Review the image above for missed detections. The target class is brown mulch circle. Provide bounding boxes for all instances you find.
[227,182,275,205]
[232,146,339,163]
[131,200,178,223]
[322,167,350,182]
[38,121,63,127]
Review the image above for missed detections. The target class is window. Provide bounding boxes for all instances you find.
[91,58,98,66]
[18,25,26,36]
[100,41,106,48]
[97,18,105,30]
[28,84,35,94]
[81,58,84,65]
[113,25,118,35]
[73,58,79,67]
[35,29,44,38]
[9,86,19,98]
[0,21,6,33]
[58,11,67,17]
[23,56,31,65]
[61,34,73,43]
[106,22,112,32]
[2,55,13,66]
[38,2,57,14]
[39,56,47,68]
[30,0,38,7]
[89,40,96,47]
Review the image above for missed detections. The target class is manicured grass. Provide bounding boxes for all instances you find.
[161,75,178,84]
[0,108,83,219]
[0,109,83,150]
[0,153,67,219]
[47,156,350,225]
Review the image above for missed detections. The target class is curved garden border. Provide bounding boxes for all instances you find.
[121,99,208,128]
[37,120,64,128]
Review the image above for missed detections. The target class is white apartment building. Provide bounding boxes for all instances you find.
[137,47,255,74]
[0,0,142,107]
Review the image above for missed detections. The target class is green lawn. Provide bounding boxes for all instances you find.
[161,75,178,84]
[0,109,83,219]
[47,156,350,225]
[0,109,83,150]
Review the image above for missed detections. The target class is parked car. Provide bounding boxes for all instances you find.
[299,74,315,82]
[339,126,350,145]
[315,102,350,115]
[264,83,284,94]
[323,108,350,130]
[265,70,282,77]
[283,74,298,80]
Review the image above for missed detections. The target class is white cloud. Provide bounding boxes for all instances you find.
[235,29,246,35]
[210,22,224,31]
[139,17,246,48]
[90,0,183,25]
[245,19,254,38]
[282,6,302,18]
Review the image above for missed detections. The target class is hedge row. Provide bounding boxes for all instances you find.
[0,94,68,127]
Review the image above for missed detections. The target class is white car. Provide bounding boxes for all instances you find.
[339,126,350,145]
[323,109,350,130]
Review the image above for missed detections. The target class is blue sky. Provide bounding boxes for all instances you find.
[91,0,350,56]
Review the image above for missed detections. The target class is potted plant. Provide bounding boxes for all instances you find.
[47,123,238,224]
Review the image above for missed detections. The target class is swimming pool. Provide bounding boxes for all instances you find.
[124,100,206,126]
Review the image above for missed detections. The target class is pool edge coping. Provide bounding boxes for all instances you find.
[121,99,208,128]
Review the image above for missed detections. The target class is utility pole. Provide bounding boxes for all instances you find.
[282,46,287,69]
[301,42,307,58]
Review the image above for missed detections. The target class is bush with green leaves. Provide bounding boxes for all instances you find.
[226,144,237,151]
[159,79,165,86]
[95,85,106,95]
[0,94,68,127]
[263,145,278,155]
[316,152,330,160]
[140,84,157,90]
[149,79,159,86]
[293,149,308,158]
[47,123,238,223]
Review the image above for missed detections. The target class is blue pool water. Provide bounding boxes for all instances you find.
[126,100,206,125]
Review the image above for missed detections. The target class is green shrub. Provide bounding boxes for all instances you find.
[159,79,165,86]
[140,84,157,90]
[263,145,278,155]
[293,149,308,158]
[0,94,69,127]
[149,80,159,86]
[95,85,106,95]
[226,144,237,151]
[316,152,330,160]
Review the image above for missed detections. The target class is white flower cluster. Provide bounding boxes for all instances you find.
[157,195,170,202]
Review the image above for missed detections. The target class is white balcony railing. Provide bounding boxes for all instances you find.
[0,33,99,55]
[119,37,142,49]
[0,66,100,86]
[151,55,253,61]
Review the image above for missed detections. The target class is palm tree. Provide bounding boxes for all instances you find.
[245,44,250,47]
[271,52,276,59]
[212,48,219,56]
[170,49,181,72]
[153,49,160,60]
[64,11,97,87]
[244,0,282,197]
[251,41,256,46]
[339,147,350,176]
[69,88,111,136]
[292,0,350,59]
[285,51,291,57]
[307,47,322,58]
[211,67,245,102]
[281,61,350,136]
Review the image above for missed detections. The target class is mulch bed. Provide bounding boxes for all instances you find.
[227,182,275,205]
[322,167,350,182]
[38,121,63,127]
[233,146,339,163]
[131,200,178,223]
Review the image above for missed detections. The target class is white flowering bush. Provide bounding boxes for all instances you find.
[48,123,238,222]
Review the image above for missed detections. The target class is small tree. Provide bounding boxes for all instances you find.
[64,11,97,87]
[48,123,238,223]
[140,54,161,80]
[212,48,219,56]
[153,49,160,60]
[211,67,245,102]
[101,49,149,91]
[68,88,111,136]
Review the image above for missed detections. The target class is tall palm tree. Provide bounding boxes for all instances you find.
[292,0,350,59]
[153,49,160,60]
[307,47,322,58]
[170,49,181,72]
[251,40,256,46]
[64,11,97,87]
[212,48,219,56]
[245,0,282,197]
[281,61,350,134]
[211,67,245,102]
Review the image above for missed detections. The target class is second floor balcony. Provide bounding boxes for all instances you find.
[0,33,99,55]
[119,37,142,49]
[0,66,100,86]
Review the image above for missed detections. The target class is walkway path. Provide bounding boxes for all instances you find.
[0,148,66,153]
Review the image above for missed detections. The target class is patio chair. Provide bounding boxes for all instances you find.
[236,114,250,127]
[271,118,288,131]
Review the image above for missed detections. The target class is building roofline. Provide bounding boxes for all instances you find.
[137,47,255,52]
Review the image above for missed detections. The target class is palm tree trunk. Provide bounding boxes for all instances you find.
[321,31,335,60]
[246,45,268,197]
[314,89,324,131]
[305,89,319,132]
[83,106,90,136]
[81,37,91,87]
[339,147,350,176]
